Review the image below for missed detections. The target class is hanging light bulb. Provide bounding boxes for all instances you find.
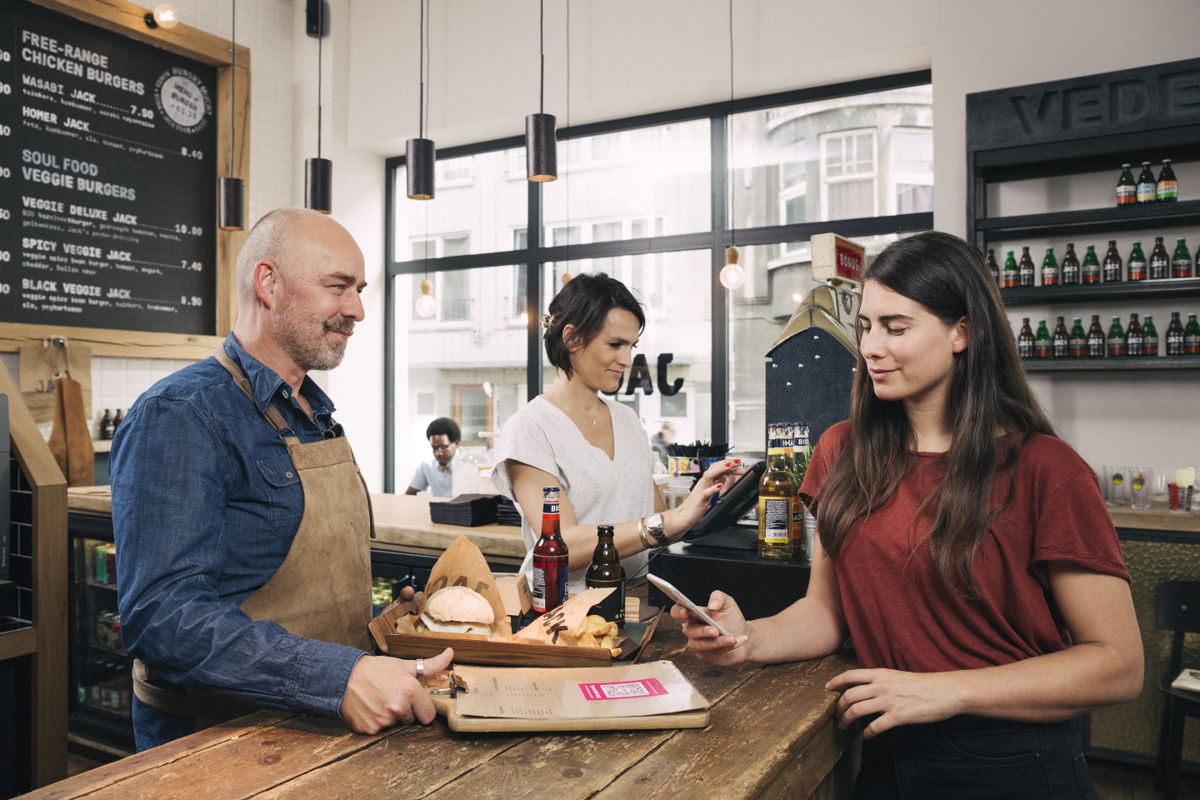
[305,0,332,213]
[407,0,435,199]
[526,0,557,182]
[218,0,244,231]
[415,278,437,318]
[719,245,745,290]
[145,4,179,29]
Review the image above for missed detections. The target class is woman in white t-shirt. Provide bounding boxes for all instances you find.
[492,273,743,593]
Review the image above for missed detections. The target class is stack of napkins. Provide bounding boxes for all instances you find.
[429,494,500,527]
[496,496,523,527]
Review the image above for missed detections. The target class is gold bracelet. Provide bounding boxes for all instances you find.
[637,518,656,550]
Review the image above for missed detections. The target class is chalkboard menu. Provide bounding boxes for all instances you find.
[0,2,218,336]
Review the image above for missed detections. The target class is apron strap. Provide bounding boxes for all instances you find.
[215,350,292,434]
[132,659,257,722]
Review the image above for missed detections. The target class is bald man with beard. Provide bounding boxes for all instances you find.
[112,209,452,750]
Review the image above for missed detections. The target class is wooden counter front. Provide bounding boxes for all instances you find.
[22,619,858,800]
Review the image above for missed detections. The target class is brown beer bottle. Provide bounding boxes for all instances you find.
[1051,317,1069,358]
[1017,318,1035,359]
[1018,247,1036,287]
[1086,315,1106,358]
[585,525,625,628]
[1166,311,1186,356]
[531,487,569,615]
[1061,243,1081,285]
[1102,240,1123,283]
[1149,236,1171,280]
[1124,313,1144,357]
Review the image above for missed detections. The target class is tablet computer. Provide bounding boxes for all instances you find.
[682,460,765,542]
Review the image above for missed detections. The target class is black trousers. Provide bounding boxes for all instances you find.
[852,714,1098,800]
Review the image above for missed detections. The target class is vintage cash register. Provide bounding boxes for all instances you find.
[649,234,863,619]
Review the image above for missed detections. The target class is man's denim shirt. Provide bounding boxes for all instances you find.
[111,333,364,725]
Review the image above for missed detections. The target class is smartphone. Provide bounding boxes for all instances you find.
[647,574,731,637]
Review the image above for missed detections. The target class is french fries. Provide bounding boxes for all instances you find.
[575,614,621,656]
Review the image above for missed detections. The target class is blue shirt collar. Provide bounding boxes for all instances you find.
[222,332,337,420]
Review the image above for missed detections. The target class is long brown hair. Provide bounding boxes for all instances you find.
[816,231,1054,592]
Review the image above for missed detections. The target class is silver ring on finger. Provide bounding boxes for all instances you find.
[415,658,425,678]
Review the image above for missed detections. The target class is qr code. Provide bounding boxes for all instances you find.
[579,678,667,701]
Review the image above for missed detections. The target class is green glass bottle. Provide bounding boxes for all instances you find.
[1034,320,1052,359]
[1115,163,1136,206]
[1041,248,1059,286]
[1068,317,1087,358]
[1127,241,1147,281]
[1081,245,1101,284]
[1002,251,1018,288]
[1172,238,1193,279]
[1142,315,1159,357]
[1106,316,1127,357]
[1186,313,1200,356]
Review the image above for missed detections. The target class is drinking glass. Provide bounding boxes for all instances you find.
[1103,466,1130,507]
[1129,467,1154,510]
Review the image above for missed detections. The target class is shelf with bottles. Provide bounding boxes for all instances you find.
[1016,310,1200,372]
[990,235,1200,307]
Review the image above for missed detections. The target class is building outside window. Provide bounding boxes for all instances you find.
[385,74,932,490]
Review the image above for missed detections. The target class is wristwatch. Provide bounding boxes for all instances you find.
[643,513,668,548]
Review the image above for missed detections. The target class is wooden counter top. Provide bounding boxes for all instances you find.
[65,487,528,559]
[22,618,858,799]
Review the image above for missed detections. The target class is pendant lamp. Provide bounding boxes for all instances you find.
[719,0,744,291]
[525,0,556,182]
[305,0,332,213]
[407,0,435,199]
[218,0,244,231]
[144,4,179,29]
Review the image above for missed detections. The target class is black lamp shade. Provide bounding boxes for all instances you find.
[525,112,557,182]
[305,157,333,214]
[406,137,436,200]
[218,176,244,231]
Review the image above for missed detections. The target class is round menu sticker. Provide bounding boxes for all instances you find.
[155,67,212,134]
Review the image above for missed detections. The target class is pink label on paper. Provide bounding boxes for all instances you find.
[578,678,668,700]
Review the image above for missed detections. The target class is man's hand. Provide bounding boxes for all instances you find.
[339,647,453,735]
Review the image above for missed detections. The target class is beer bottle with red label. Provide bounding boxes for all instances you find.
[1082,245,1101,284]
[531,486,569,615]
[1041,248,1059,286]
[1127,241,1147,282]
[1002,251,1018,288]
[1034,320,1053,359]
[1115,163,1136,206]
[1142,315,1159,357]
[1172,238,1193,279]
[1107,316,1127,358]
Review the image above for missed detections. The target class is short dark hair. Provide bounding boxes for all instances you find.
[426,417,461,443]
[544,273,645,377]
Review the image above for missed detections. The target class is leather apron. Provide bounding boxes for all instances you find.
[132,352,374,722]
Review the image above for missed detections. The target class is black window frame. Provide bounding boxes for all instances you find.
[382,69,933,491]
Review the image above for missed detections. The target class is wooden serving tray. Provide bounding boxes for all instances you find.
[429,693,710,732]
[379,614,661,668]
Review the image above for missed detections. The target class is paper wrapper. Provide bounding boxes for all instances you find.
[419,534,513,638]
[510,587,614,646]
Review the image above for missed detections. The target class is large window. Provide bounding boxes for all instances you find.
[384,72,932,489]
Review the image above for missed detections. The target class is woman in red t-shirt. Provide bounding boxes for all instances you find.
[673,231,1142,798]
